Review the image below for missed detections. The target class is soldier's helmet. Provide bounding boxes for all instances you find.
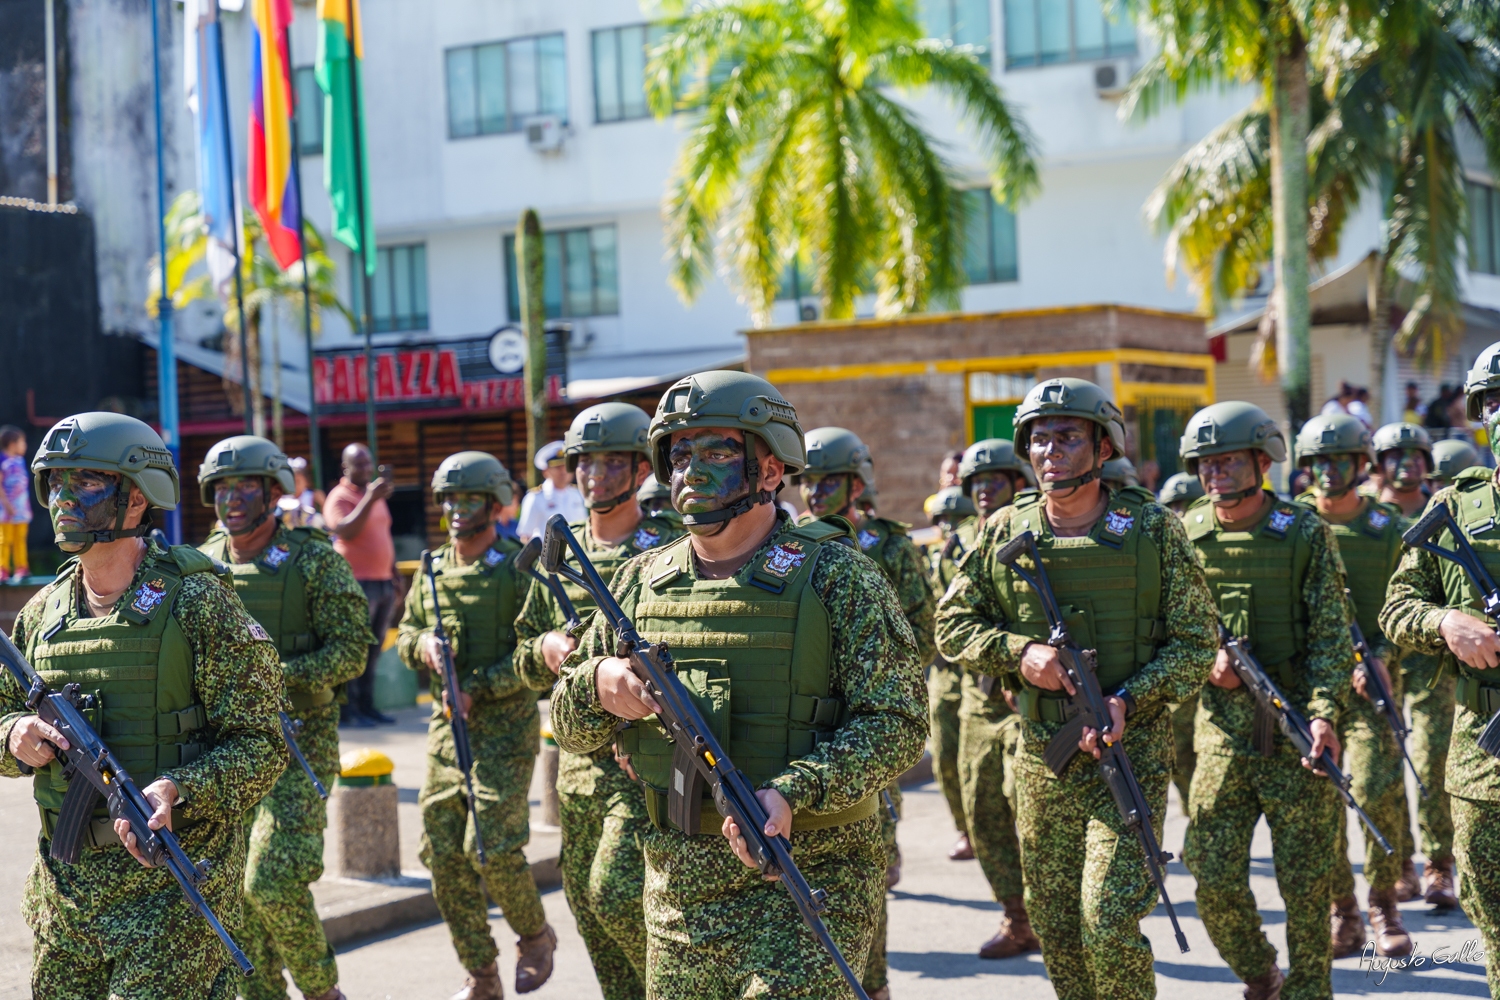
[32,412,180,510]
[1371,421,1433,462]
[1100,456,1139,488]
[564,402,652,472]
[1013,378,1127,455]
[1157,471,1205,506]
[1429,439,1480,483]
[1464,341,1500,421]
[637,474,672,505]
[958,438,1026,495]
[1179,401,1287,475]
[197,435,295,506]
[929,485,977,521]
[648,370,805,485]
[431,451,515,505]
[1294,413,1374,465]
[800,428,877,505]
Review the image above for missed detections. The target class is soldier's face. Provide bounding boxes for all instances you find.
[1380,448,1427,490]
[213,476,270,536]
[669,428,750,531]
[1310,454,1361,496]
[441,492,493,538]
[938,457,961,489]
[576,451,638,510]
[969,473,1014,517]
[1484,390,1500,461]
[1027,417,1099,488]
[47,469,122,552]
[1198,449,1260,500]
[800,473,851,517]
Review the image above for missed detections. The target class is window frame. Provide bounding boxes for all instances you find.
[592,23,668,125]
[963,188,1020,286]
[504,224,621,321]
[292,66,324,156]
[920,0,993,64]
[1002,0,1137,70]
[351,243,430,334]
[1469,178,1499,277]
[445,32,569,140]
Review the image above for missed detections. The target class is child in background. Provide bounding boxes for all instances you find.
[0,426,29,583]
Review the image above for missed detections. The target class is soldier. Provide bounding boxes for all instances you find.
[1371,422,1433,517]
[514,403,681,1000]
[550,370,927,998]
[1157,472,1206,812]
[1177,401,1354,1000]
[927,485,978,857]
[1428,438,1479,486]
[197,436,372,1000]
[0,412,288,999]
[636,474,681,525]
[937,379,1218,1000]
[1156,472,1205,516]
[1292,414,1414,957]
[949,438,1039,958]
[1099,455,1139,490]
[397,452,557,1000]
[1381,341,1500,996]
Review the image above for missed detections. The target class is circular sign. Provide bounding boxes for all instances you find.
[488,328,527,374]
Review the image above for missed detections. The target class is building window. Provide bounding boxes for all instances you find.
[351,244,429,333]
[1003,0,1136,68]
[446,34,568,139]
[504,225,620,320]
[293,67,324,156]
[920,0,992,58]
[1470,180,1500,276]
[963,189,1019,284]
[593,24,669,123]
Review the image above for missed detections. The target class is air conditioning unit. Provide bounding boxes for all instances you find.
[798,300,819,323]
[524,115,565,153]
[1093,60,1131,99]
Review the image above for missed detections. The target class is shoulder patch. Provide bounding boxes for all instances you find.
[633,524,663,551]
[262,542,292,569]
[1102,505,1136,538]
[763,539,809,578]
[1366,507,1391,532]
[247,620,271,642]
[856,528,880,551]
[1264,504,1299,539]
[130,577,169,617]
[483,547,507,567]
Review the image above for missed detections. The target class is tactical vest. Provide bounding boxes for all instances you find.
[1184,493,1314,687]
[1430,468,1500,715]
[423,537,523,688]
[991,488,1164,724]
[28,546,221,842]
[1301,497,1402,646]
[618,520,877,834]
[201,526,329,711]
[554,515,677,624]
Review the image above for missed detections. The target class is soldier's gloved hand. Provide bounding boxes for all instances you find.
[722,787,792,878]
[116,777,178,867]
[8,715,68,768]
[596,657,661,719]
[1019,642,1076,695]
[1079,696,1127,758]
[1439,610,1500,670]
[542,631,578,675]
[1303,718,1340,775]
[1208,649,1243,690]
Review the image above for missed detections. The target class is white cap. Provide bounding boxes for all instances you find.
[534,440,566,470]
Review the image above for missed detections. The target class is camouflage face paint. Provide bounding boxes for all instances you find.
[47,469,122,552]
[1484,391,1500,463]
[1198,449,1261,501]
[969,473,1014,518]
[1027,417,1098,489]
[669,430,749,534]
[213,476,269,536]
[576,451,638,510]
[1380,449,1427,491]
[441,491,492,539]
[1311,454,1359,496]
[800,473,851,518]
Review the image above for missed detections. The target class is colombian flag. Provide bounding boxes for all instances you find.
[249,0,302,269]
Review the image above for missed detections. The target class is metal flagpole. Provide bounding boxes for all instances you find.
[344,0,378,464]
[212,9,254,435]
[150,0,182,543]
[284,24,323,492]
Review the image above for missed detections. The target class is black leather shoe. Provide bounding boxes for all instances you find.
[369,711,397,725]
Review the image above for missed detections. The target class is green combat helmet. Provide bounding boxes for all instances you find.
[800,427,877,504]
[958,438,1027,495]
[197,435,296,535]
[1464,341,1500,421]
[1013,378,1126,492]
[565,402,652,510]
[32,412,180,552]
[929,485,977,522]
[1157,471,1205,508]
[431,451,516,505]
[1100,457,1139,489]
[1294,413,1373,498]
[1429,439,1480,483]
[1180,401,1287,502]
[649,370,805,527]
[1371,421,1433,462]
[637,474,675,516]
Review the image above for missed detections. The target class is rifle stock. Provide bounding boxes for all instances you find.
[517,537,581,631]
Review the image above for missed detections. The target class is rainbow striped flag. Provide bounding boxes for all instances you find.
[249,0,301,269]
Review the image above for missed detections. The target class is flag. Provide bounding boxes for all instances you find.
[249,0,302,269]
[186,0,241,294]
[315,0,375,276]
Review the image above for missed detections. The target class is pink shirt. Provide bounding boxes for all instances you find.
[323,479,395,581]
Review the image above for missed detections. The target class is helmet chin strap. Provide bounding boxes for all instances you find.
[679,447,774,532]
[1039,468,1097,494]
[55,492,151,554]
[586,486,638,515]
[1208,484,1263,503]
[450,511,493,540]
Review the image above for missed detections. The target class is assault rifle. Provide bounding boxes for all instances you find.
[1345,597,1426,797]
[0,627,253,974]
[516,538,581,631]
[420,550,487,864]
[996,531,1189,954]
[1218,627,1393,853]
[278,712,328,800]
[539,515,871,999]
[1402,504,1500,758]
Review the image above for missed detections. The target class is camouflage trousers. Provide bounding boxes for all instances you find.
[1404,653,1455,860]
[958,706,1024,901]
[558,759,650,1000]
[1015,759,1168,1000]
[1170,700,1197,815]
[928,662,966,834]
[1331,683,1415,896]
[862,782,902,993]
[1186,750,1340,1000]
[1451,795,1500,997]
[239,704,341,1000]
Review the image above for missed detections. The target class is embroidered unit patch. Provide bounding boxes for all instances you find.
[857,529,880,551]
[1367,509,1391,531]
[763,540,808,578]
[1268,508,1297,535]
[634,525,662,550]
[483,548,506,567]
[248,621,271,642]
[263,544,291,568]
[130,578,168,616]
[1103,507,1135,536]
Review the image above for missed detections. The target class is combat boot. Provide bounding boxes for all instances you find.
[978,896,1041,959]
[1368,887,1412,956]
[1423,856,1460,910]
[1242,963,1283,1000]
[949,833,974,861]
[1330,894,1367,959]
[515,923,557,994]
[450,963,502,1000]
[1395,858,1421,902]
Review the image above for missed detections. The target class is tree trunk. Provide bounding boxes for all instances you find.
[1368,249,1391,424]
[518,210,547,490]
[1269,30,1313,429]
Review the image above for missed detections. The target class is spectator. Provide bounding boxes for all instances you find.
[1402,382,1423,424]
[276,456,326,528]
[1321,382,1355,416]
[0,426,30,583]
[1424,385,1456,430]
[938,449,964,489]
[324,443,402,727]
[1348,387,1374,429]
[516,440,585,541]
[496,496,521,542]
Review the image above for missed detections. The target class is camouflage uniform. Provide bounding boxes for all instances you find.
[1380,466,1500,995]
[1168,699,1196,812]
[550,515,928,999]
[937,493,1219,1000]
[397,537,548,972]
[928,517,977,834]
[199,525,371,1000]
[514,515,682,1000]
[1,538,288,999]
[957,671,1024,901]
[1401,649,1455,861]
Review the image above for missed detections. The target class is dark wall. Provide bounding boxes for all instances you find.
[0,0,71,202]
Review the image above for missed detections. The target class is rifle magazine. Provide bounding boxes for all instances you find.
[49,773,101,865]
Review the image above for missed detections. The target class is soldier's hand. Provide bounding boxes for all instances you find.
[1439,610,1500,670]
[613,746,638,780]
[1019,642,1075,695]
[8,715,68,768]
[442,688,472,721]
[1079,695,1127,758]
[596,657,661,719]
[1353,657,1392,700]
[1304,718,1340,775]
[541,631,578,675]
[1208,649,1242,689]
[116,777,178,867]
[722,788,791,878]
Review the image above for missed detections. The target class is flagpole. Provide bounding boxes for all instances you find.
[149,0,182,545]
[213,13,254,436]
[284,25,323,493]
[343,0,378,465]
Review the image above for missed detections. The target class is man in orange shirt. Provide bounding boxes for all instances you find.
[324,442,403,727]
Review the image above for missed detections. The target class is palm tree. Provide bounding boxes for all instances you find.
[148,190,351,446]
[646,0,1039,325]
